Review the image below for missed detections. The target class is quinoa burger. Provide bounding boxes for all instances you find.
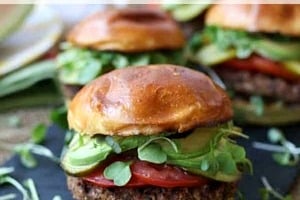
[57,7,185,100]
[61,64,251,200]
[188,3,300,125]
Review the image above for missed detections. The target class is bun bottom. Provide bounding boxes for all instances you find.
[67,175,236,200]
[233,99,300,125]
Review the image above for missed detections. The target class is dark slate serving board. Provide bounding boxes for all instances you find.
[0,125,299,200]
[238,125,300,200]
[0,126,72,200]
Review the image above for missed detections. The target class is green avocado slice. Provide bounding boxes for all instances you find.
[62,138,112,174]
[61,156,100,176]
[190,44,236,66]
[233,99,300,125]
[67,140,112,166]
[253,39,300,61]
[167,156,241,182]
[164,4,211,22]
[162,127,218,159]
[186,168,241,182]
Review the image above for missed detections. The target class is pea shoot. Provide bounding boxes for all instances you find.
[253,128,299,166]
[250,95,264,116]
[0,167,29,200]
[260,176,292,200]
[0,166,61,200]
[0,123,59,168]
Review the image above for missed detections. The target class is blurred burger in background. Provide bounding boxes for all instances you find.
[0,5,63,111]
[0,5,32,42]
[62,64,251,200]
[187,3,300,125]
[160,1,213,37]
[56,7,186,101]
[0,5,64,163]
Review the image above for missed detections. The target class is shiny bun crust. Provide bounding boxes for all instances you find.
[206,3,300,36]
[68,65,232,136]
[67,8,185,52]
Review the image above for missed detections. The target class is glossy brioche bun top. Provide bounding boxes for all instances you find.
[67,7,185,52]
[68,65,233,136]
[206,2,300,36]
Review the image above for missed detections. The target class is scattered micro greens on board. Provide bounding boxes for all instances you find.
[253,128,299,166]
[260,176,292,200]
[0,123,59,168]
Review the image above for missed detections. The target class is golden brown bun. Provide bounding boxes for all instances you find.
[67,8,185,52]
[206,2,300,36]
[68,65,232,136]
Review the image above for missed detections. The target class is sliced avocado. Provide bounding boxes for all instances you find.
[67,140,112,166]
[186,168,241,182]
[233,99,300,125]
[254,39,300,61]
[167,152,241,182]
[168,4,211,22]
[163,127,219,159]
[165,127,249,182]
[62,138,112,174]
[283,61,300,76]
[61,156,100,176]
[0,5,33,42]
[178,128,218,152]
[191,44,236,66]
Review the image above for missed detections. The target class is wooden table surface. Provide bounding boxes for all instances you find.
[0,107,51,164]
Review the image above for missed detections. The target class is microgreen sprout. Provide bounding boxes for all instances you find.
[0,167,41,200]
[104,161,132,186]
[31,124,46,144]
[253,128,299,166]
[0,124,59,168]
[0,167,29,200]
[0,193,17,200]
[0,167,14,177]
[250,95,264,116]
[50,106,68,130]
[23,179,39,200]
[52,195,62,200]
[260,176,292,200]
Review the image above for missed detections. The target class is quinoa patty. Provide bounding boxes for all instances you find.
[67,176,236,200]
[216,68,300,103]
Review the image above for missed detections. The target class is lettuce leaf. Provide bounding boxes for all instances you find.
[57,45,185,85]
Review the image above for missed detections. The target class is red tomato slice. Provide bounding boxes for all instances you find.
[131,161,209,188]
[221,56,300,82]
[83,160,209,188]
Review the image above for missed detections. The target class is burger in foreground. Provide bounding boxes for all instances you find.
[61,65,251,200]
[56,7,185,100]
[188,3,300,125]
